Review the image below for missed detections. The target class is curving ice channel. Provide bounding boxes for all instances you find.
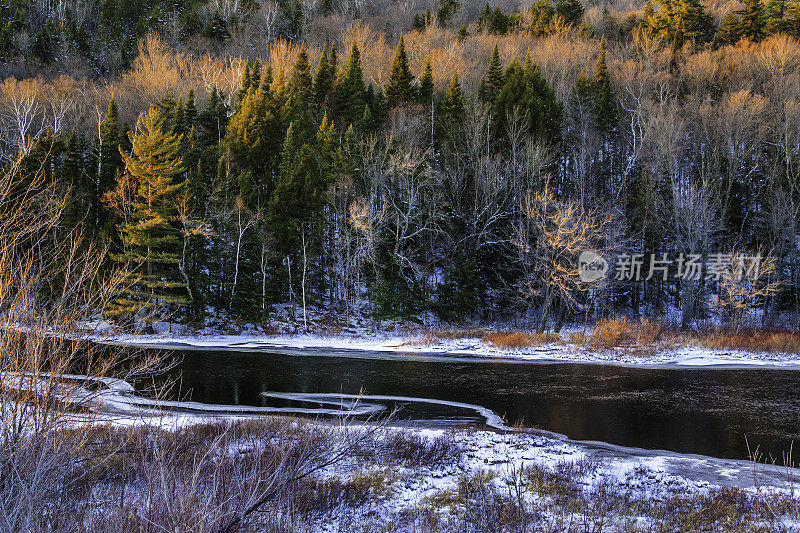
[1,372,511,430]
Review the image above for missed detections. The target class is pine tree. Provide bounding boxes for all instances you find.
[313,43,336,104]
[286,45,314,137]
[238,62,252,105]
[106,107,186,322]
[739,0,767,41]
[715,11,743,45]
[766,0,789,34]
[172,97,187,137]
[478,42,504,104]
[185,89,197,126]
[385,34,416,107]
[336,42,366,127]
[418,58,435,104]
[494,58,562,144]
[98,98,122,194]
[251,60,262,92]
[268,122,323,290]
[592,37,618,137]
[441,71,466,124]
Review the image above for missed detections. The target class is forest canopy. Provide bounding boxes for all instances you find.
[3,0,800,331]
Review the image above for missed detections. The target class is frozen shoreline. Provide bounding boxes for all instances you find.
[96,411,800,531]
[102,331,800,369]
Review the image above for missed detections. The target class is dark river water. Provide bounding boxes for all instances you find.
[151,348,800,461]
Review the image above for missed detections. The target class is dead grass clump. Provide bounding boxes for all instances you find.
[380,430,459,466]
[691,329,800,354]
[486,331,562,349]
[412,328,487,346]
[572,317,664,351]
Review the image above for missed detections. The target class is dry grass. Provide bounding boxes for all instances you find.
[571,317,664,352]
[485,331,562,349]
[411,328,561,349]
[687,329,800,354]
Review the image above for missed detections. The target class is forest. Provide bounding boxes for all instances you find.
[3,0,800,331]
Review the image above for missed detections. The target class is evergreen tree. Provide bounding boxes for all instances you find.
[95,98,125,235]
[418,58,435,104]
[61,131,90,232]
[197,86,229,147]
[106,107,186,322]
[441,72,466,124]
[251,60,262,92]
[224,80,284,206]
[555,0,585,25]
[336,42,366,127]
[715,11,743,45]
[185,89,198,126]
[98,98,123,194]
[739,0,767,41]
[286,45,314,137]
[648,0,714,47]
[172,97,187,137]
[238,61,252,105]
[591,37,618,137]
[385,35,416,107]
[313,43,337,104]
[268,123,321,252]
[766,0,790,34]
[494,58,562,143]
[478,42,504,104]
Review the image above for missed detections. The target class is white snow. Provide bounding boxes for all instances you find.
[102,331,800,369]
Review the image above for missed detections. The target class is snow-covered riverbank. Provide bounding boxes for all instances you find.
[96,413,800,531]
[103,331,800,369]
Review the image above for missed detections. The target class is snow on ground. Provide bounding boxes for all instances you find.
[102,330,800,369]
[93,411,800,531]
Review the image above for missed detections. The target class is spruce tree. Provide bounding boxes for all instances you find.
[106,107,186,322]
[739,0,767,41]
[441,71,466,124]
[224,80,284,205]
[185,89,197,126]
[98,98,122,194]
[172,97,186,137]
[336,42,366,127]
[61,131,90,232]
[494,58,562,144]
[715,11,743,45]
[385,34,415,107]
[591,37,617,137]
[313,43,336,104]
[268,123,324,268]
[251,60,262,92]
[766,0,789,34]
[418,58,435,104]
[478,42,504,104]
[237,61,252,105]
[286,45,314,137]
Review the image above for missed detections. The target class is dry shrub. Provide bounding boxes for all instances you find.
[486,331,562,349]
[575,317,664,351]
[380,430,459,466]
[691,329,800,354]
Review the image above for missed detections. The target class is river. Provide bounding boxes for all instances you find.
[148,346,800,461]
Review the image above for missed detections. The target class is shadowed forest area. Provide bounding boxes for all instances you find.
[3,0,800,332]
